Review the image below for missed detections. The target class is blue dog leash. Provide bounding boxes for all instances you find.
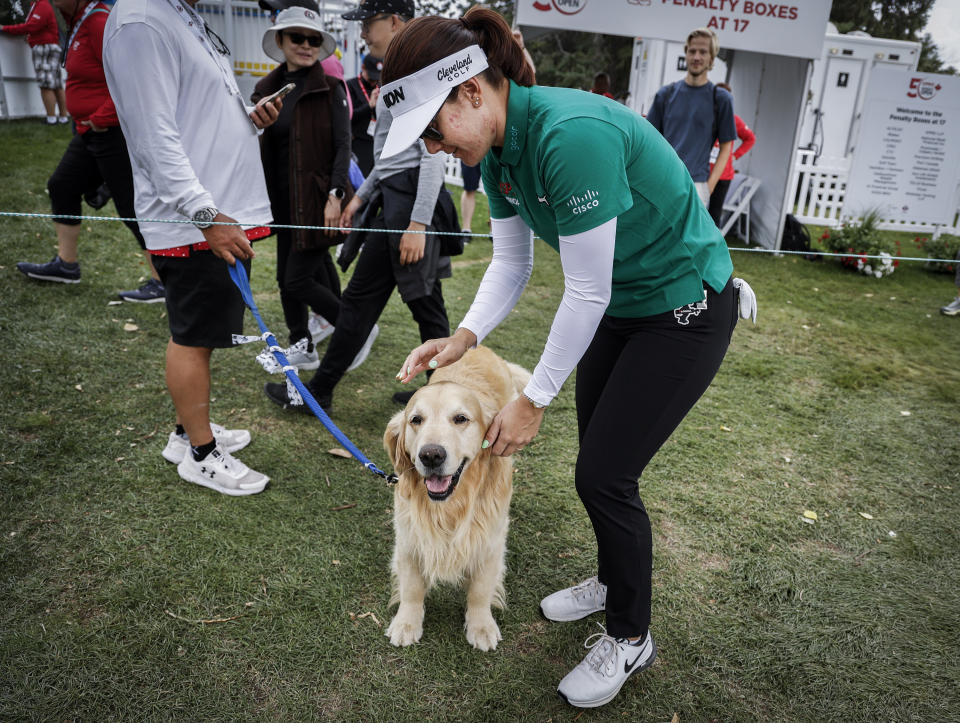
[228,261,398,486]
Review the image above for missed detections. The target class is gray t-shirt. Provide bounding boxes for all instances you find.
[646,80,736,182]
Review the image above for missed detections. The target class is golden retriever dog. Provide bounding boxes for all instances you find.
[383,345,531,651]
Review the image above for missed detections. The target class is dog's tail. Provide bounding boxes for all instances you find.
[504,362,532,398]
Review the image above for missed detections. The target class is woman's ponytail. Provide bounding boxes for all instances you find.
[381,6,534,89]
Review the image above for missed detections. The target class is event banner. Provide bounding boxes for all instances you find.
[516,0,831,59]
[843,68,960,226]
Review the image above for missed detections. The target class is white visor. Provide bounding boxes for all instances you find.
[378,44,489,159]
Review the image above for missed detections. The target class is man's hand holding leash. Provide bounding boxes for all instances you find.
[202,213,253,265]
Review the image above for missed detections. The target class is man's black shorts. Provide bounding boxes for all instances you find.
[153,251,250,348]
[461,161,481,192]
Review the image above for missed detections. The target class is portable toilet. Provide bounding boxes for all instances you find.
[797,24,920,164]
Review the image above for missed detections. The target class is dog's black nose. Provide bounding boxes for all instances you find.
[419,444,447,469]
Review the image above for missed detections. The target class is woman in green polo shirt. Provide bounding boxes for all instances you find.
[381,6,754,710]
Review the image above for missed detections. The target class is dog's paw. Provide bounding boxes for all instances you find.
[465,609,501,651]
[386,611,423,647]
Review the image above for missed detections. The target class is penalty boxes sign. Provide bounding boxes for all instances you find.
[517,0,832,60]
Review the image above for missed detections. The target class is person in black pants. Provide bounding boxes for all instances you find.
[16,0,162,302]
[252,9,351,372]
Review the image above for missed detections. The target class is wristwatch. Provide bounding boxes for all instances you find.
[328,187,345,200]
[191,206,218,229]
[523,393,547,410]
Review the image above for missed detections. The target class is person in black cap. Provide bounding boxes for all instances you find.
[346,54,382,176]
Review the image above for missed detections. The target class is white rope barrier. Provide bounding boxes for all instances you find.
[1,210,956,265]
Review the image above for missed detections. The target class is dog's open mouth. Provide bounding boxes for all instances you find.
[424,458,467,501]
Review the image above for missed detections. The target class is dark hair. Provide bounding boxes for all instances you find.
[716,81,732,94]
[592,72,610,93]
[381,6,534,92]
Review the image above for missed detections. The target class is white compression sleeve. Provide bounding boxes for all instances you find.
[458,215,535,343]
[522,218,617,407]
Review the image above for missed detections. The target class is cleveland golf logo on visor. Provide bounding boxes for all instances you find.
[378,44,490,159]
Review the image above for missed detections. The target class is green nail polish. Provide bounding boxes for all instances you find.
[482,440,490,449]
[429,360,438,369]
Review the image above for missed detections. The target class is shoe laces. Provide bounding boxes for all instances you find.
[582,623,621,677]
[571,576,604,602]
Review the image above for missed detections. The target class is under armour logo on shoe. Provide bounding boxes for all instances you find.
[200,466,216,479]
[673,300,707,326]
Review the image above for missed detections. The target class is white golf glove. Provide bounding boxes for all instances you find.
[732,277,757,323]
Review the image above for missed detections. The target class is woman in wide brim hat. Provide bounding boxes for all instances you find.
[251,6,352,372]
[385,6,756,710]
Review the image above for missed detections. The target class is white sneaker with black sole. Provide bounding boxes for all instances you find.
[160,423,252,464]
[557,628,656,708]
[540,576,607,622]
[176,444,268,496]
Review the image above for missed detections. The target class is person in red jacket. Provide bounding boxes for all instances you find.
[707,82,756,228]
[16,0,164,302]
[0,0,68,123]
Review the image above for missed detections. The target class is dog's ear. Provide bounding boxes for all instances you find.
[383,410,406,468]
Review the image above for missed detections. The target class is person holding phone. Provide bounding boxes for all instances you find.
[384,7,754,708]
[252,7,354,373]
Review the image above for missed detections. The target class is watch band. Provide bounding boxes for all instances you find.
[191,206,218,229]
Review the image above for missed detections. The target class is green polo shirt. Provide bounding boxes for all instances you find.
[481,81,733,318]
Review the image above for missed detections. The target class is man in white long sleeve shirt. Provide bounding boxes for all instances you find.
[103,0,283,496]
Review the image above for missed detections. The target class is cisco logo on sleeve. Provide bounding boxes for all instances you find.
[567,189,599,215]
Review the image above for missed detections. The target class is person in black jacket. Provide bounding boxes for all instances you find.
[253,7,352,371]
[346,54,382,177]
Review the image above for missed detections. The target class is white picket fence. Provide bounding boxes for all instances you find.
[788,149,960,236]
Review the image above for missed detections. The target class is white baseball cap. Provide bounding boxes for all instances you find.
[378,45,489,159]
[262,7,337,63]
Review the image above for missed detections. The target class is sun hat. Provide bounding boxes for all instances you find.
[257,0,320,13]
[377,44,489,159]
[262,7,337,63]
[341,0,414,22]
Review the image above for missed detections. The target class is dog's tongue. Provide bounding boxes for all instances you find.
[425,474,452,494]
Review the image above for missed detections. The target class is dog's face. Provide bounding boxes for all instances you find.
[384,381,497,502]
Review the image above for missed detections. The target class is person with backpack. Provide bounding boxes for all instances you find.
[646,27,736,209]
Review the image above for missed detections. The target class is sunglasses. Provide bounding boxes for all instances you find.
[420,120,443,143]
[281,31,324,48]
[361,13,392,31]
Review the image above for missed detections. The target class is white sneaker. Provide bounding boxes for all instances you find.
[160,423,252,464]
[256,337,319,372]
[540,576,607,622]
[347,323,379,371]
[176,444,269,496]
[308,313,335,343]
[557,628,656,708]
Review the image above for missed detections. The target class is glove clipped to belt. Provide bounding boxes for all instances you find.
[732,277,757,323]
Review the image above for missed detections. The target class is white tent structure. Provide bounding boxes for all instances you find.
[0,34,53,118]
[516,0,834,250]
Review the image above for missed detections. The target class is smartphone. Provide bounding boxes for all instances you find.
[261,82,296,105]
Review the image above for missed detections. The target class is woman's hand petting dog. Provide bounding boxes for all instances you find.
[485,396,544,457]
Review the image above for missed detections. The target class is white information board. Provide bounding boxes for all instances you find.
[843,68,960,226]
[516,0,831,60]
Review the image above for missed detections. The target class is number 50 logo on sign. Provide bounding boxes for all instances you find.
[908,77,942,101]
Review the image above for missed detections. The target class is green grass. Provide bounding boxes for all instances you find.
[1,119,959,721]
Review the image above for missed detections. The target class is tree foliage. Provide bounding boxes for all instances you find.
[829,0,956,75]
